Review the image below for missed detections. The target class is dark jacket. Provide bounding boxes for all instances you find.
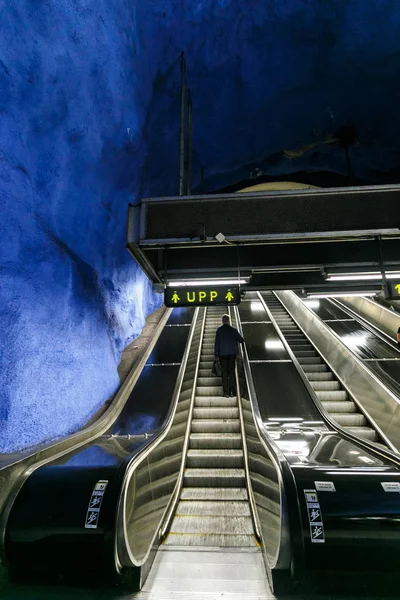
[214,324,244,357]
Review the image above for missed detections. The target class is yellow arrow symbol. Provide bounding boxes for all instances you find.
[171,291,180,303]
[225,290,234,302]
[395,284,400,296]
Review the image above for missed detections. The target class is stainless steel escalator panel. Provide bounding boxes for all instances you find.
[116,308,204,567]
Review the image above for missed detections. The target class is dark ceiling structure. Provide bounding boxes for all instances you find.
[127,184,400,297]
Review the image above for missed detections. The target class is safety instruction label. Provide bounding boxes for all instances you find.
[85,480,108,529]
[381,482,400,492]
[304,489,325,544]
[315,481,336,492]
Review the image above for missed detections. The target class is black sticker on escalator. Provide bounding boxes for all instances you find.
[85,480,109,529]
[304,489,325,544]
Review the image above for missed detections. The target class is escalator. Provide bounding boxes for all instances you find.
[4,299,400,596]
[166,306,256,547]
[262,292,381,443]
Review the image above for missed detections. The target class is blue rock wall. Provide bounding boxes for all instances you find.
[1,0,400,451]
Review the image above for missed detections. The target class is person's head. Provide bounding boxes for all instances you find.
[222,314,230,325]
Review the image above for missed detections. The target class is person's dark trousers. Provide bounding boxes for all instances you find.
[219,355,236,396]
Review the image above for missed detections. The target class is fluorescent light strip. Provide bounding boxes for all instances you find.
[167,279,248,287]
[327,272,400,281]
[307,292,376,299]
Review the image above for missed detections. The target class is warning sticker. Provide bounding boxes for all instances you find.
[310,523,325,543]
[315,481,336,492]
[85,480,108,529]
[304,489,325,544]
[381,482,400,492]
[305,491,319,504]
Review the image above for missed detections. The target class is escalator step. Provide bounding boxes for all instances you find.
[298,357,323,364]
[195,386,224,396]
[307,372,334,381]
[176,500,250,517]
[315,390,348,401]
[184,468,246,487]
[186,449,244,468]
[189,433,242,449]
[322,401,357,413]
[181,487,248,501]
[191,419,241,433]
[164,532,256,547]
[302,364,328,372]
[310,381,341,391]
[330,413,367,427]
[344,427,378,441]
[194,397,237,407]
[193,407,239,420]
[169,514,254,535]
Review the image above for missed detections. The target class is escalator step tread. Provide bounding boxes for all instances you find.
[181,487,248,500]
[176,500,251,516]
[164,532,256,547]
[169,514,254,535]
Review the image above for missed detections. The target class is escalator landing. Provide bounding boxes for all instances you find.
[141,546,270,600]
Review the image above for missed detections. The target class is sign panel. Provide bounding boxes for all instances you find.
[164,286,241,307]
[85,480,108,529]
[304,489,325,544]
[386,281,400,300]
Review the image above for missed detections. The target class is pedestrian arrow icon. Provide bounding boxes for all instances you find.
[395,284,400,296]
[225,290,234,302]
[171,291,180,304]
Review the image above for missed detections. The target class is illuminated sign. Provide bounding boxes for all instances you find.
[164,286,241,307]
[386,281,400,300]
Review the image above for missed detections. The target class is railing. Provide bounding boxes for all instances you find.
[233,306,295,575]
[116,307,205,568]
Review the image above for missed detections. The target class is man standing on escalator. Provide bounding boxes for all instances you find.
[214,314,244,398]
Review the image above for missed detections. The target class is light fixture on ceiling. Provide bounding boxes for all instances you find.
[307,292,377,299]
[167,278,248,287]
[326,271,400,282]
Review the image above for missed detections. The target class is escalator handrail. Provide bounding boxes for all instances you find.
[269,291,400,465]
[159,307,207,537]
[234,305,303,574]
[230,307,262,542]
[115,307,203,568]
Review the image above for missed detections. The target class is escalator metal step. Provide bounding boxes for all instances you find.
[307,372,334,381]
[330,413,367,427]
[194,397,237,407]
[193,407,239,420]
[292,350,318,357]
[302,364,328,372]
[322,401,357,413]
[181,487,248,501]
[344,427,378,441]
[176,500,250,516]
[310,381,341,391]
[297,357,323,364]
[187,449,243,468]
[184,468,246,487]
[195,386,224,396]
[197,377,222,386]
[164,532,256,547]
[315,390,348,401]
[169,514,254,535]
[189,433,242,449]
[191,419,241,433]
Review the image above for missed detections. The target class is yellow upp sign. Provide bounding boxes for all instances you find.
[164,286,240,307]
